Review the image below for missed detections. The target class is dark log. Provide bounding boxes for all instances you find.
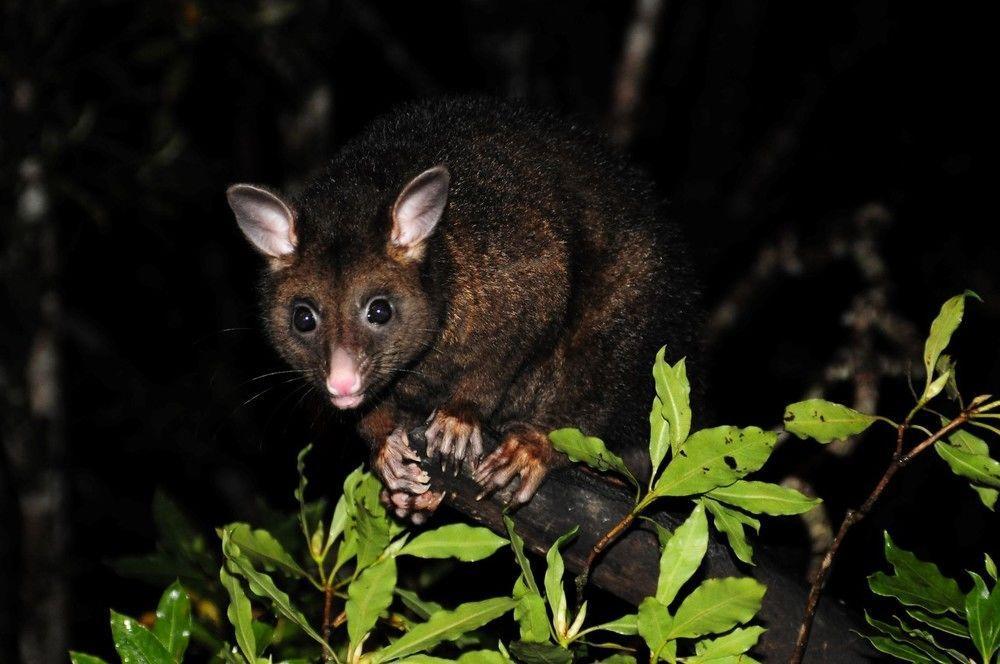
[408,427,868,662]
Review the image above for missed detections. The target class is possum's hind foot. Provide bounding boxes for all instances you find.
[473,423,559,506]
[375,427,443,524]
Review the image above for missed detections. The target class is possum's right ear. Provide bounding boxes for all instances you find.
[226,184,297,261]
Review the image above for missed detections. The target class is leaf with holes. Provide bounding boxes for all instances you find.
[783,399,878,444]
[652,426,776,497]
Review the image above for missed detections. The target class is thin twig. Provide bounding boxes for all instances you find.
[322,582,336,660]
[575,510,637,605]
[789,410,972,663]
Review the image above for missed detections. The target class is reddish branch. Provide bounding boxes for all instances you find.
[789,410,974,663]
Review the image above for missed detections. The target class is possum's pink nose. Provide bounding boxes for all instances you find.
[326,348,363,408]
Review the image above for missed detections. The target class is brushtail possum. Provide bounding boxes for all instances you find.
[227,97,700,523]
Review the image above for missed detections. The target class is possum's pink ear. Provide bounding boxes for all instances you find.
[226,184,297,259]
[389,165,450,261]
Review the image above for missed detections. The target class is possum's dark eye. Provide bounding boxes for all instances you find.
[292,304,317,333]
[366,298,393,325]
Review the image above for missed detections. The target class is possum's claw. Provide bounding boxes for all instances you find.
[425,406,484,475]
[473,424,556,506]
[374,428,443,523]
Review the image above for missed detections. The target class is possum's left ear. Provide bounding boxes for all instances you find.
[389,165,449,261]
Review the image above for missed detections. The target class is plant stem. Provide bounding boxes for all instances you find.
[322,581,336,661]
[575,508,638,605]
[789,411,971,663]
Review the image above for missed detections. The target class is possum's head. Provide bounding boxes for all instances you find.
[227,165,449,410]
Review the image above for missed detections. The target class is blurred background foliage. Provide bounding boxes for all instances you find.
[1,0,996,660]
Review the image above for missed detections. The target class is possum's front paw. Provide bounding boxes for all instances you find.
[473,424,557,506]
[375,428,443,524]
[425,405,484,474]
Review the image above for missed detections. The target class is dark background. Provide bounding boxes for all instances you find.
[2,1,997,661]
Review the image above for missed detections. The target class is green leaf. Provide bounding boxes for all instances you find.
[655,503,708,606]
[507,641,573,663]
[220,567,257,663]
[110,610,174,664]
[986,554,998,582]
[514,577,551,643]
[906,608,969,638]
[934,440,1000,488]
[251,621,274,656]
[225,523,308,578]
[867,532,965,615]
[355,501,392,571]
[966,572,1000,663]
[652,348,692,456]
[596,656,637,664]
[544,527,579,628]
[652,426,776,497]
[347,557,398,648]
[689,625,766,661]
[783,399,877,443]
[860,634,936,663]
[666,577,766,640]
[650,396,671,479]
[579,613,639,637]
[294,444,314,539]
[151,581,191,661]
[220,526,329,653]
[505,514,539,595]
[373,597,517,662]
[972,486,999,511]
[923,291,979,395]
[637,597,675,662]
[396,588,444,620]
[69,654,111,664]
[549,429,636,486]
[324,493,350,553]
[703,498,758,566]
[863,613,954,664]
[399,523,508,561]
[707,480,821,515]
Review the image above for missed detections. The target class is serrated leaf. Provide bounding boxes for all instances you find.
[70,653,111,664]
[508,641,573,663]
[399,523,508,561]
[549,429,637,486]
[652,348,692,456]
[703,499,757,566]
[220,527,329,653]
[863,613,953,664]
[372,597,517,662]
[637,597,675,662]
[666,577,766,640]
[294,444,313,539]
[220,567,257,663]
[934,440,1000,488]
[966,572,1000,663]
[860,634,934,663]
[905,608,969,638]
[783,399,877,443]
[889,614,970,662]
[652,426,776,497]
[544,527,579,629]
[867,532,965,615]
[689,625,766,661]
[110,610,174,664]
[924,291,979,395]
[707,480,821,515]
[347,557,398,648]
[151,580,191,661]
[505,514,539,595]
[655,503,708,605]
[225,523,308,578]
